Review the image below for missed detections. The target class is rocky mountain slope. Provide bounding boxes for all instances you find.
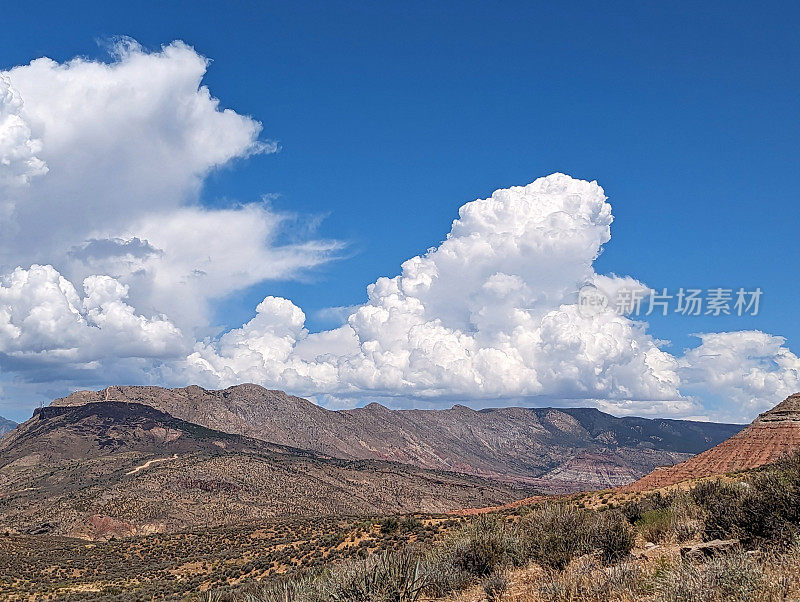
[52,384,744,491]
[0,416,16,436]
[0,402,530,538]
[621,393,800,492]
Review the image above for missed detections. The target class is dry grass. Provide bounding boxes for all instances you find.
[439,542,800,602]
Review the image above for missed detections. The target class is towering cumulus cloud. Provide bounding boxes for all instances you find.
[2,40,263,262]
[186,174,689,415]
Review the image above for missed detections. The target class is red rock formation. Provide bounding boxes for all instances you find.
[620,394,800,492]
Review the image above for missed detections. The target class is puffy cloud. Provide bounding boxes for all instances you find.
[186,296,347,392]
[71,204,342,334]
[590,274,653,317]
[0,40,339,391]
[0,40,268,266]
[0,264,184,363]
[185,174,689,413]
[679,331,800,421]
[0,74,47,191]
[0,39,336,331]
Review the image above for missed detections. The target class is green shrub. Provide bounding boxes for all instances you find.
[592,512,635,564]
[322,550,429,602]
[440,516,520,576]
[736,471,800,548]
[399,517,422,533]
[378,517,400,535]
[689,479,745,541]
[517,504,593,570]
[690,457,800,549]
[636,508,677,543]
[422,515,520,596]
[419,549,472,598]
[621,492,673,525]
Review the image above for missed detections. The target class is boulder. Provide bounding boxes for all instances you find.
[680,539,740,560]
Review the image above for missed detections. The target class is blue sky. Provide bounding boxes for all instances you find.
[0,1,798,421]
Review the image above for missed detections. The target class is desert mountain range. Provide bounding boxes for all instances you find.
[0,401,528,538]
[0,384,754,538]
[51,384,743,491]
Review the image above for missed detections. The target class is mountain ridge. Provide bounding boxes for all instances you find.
[0,400,530,538]
[51,384,744,491]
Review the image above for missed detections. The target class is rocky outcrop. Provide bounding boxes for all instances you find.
[680,539,740,560]
[754,393,800,423]
[621,394,800,492]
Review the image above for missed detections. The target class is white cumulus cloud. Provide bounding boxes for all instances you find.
[0,74,47,192]
[0,39,267,265]
[184,174,689,413]
[0,40,339,389]
[679,331,800,421]
[0,264,184,363]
